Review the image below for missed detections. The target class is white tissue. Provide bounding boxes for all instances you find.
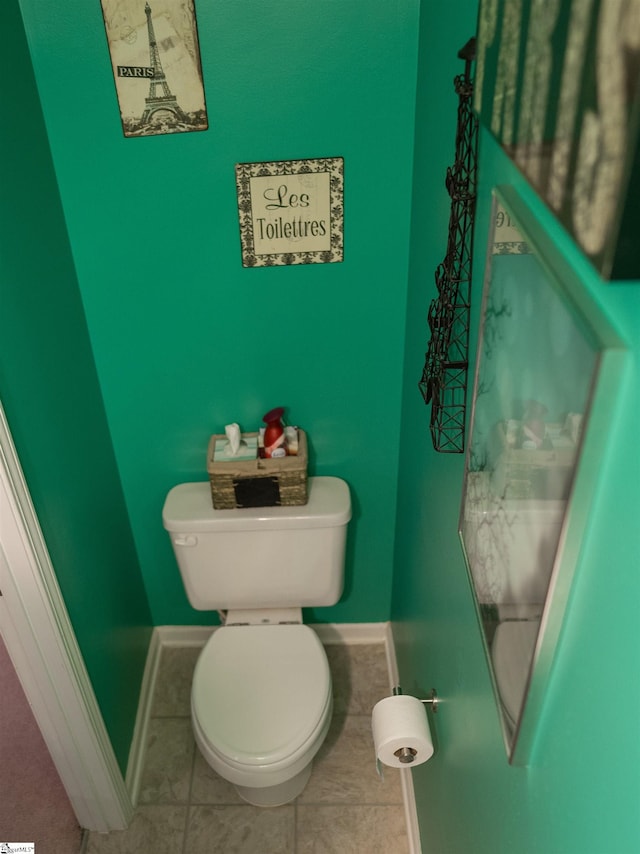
[224,423,242,456]
[565,412,583,445]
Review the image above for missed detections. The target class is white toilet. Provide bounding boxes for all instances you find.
[162,475,351,807]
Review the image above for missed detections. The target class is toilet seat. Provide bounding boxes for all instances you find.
[192,624,331,770]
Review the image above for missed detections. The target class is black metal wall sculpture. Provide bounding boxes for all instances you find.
[419,38,478,453]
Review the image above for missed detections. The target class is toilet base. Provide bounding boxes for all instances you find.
[235,762,313,807]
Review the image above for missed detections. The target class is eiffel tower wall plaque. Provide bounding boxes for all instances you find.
[101,0,207,138]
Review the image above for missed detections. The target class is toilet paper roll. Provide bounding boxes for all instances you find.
[372,695,434,769]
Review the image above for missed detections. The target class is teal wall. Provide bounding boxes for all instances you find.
[0,0,153,773]
[393,3,640,853]
[7,0,640,844]
[16,0,421,627]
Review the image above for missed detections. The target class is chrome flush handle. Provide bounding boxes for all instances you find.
[173,534,198,547]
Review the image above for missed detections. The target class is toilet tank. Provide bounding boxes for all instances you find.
[162,476,351,610]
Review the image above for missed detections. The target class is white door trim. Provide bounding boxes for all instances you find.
[0,402,133,831]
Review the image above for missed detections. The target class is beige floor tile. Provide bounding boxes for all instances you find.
[326,643,392,715]
[299,715,403,805]
[86,805,187,854]
[186,804,295,853]
[296,804,409,854]
[95,640,408,853]
[139,717,195,804]
[191,748,245,804]
[151,645,201,717]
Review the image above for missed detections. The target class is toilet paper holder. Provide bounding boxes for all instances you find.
[390,686,438,764]
[392,685,438,712]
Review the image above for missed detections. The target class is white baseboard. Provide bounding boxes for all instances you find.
[310,621,389,645]
[124,628,161,805]
[154,624,217,647]
[125,622,421,853]
[153,621,391,647]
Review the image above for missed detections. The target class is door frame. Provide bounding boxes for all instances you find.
[0,402,133,831]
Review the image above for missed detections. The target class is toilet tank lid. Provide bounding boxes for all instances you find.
[162,476,351,533]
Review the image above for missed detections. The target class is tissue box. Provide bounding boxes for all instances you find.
[207,430,308,509]
[212,435,259,462]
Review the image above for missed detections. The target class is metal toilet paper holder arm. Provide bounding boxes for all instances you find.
[390,686,438,764]
[392,685,438,712]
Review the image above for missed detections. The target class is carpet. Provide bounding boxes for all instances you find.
[0,634,83,853]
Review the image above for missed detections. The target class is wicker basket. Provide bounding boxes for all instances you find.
[207,429,308,509]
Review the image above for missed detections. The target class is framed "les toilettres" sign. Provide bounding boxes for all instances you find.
[235,157,344,267]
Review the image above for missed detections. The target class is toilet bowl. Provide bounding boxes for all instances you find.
[162,476,351,806]
[191,622,332,806]
[491,619,540,732]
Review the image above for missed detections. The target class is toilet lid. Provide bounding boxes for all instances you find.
[192,624,331,767]
[492,620,540,726]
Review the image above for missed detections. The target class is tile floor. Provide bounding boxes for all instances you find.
[86,640,411,854]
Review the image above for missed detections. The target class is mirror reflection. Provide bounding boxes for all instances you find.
[460,191,599,758]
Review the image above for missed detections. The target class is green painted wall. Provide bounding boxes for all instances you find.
[10,0,639,843]
[393,3,640,853]
[0,0,153,773]
[16,0,421,627]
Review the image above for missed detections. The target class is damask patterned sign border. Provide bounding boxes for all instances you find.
[235,157,344,267]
